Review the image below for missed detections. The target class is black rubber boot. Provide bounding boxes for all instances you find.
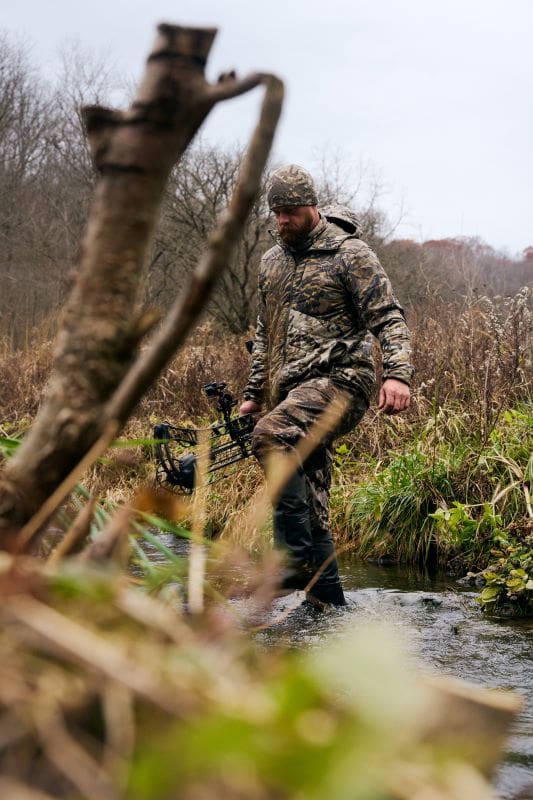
[306,581,347,607]
[273,467,315,589]
[279,566,314,591]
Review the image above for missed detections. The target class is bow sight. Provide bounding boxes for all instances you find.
[153,382,254,492]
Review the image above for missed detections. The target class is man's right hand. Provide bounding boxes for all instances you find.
[239,399,261,416]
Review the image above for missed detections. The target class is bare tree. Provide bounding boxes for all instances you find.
[150,143,272,332]
[311,150,404,250]
[0,33,50,181]
[0,32,54,343]
[0,35,130,346]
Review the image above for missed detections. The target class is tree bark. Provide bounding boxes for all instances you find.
[0,24,283,548]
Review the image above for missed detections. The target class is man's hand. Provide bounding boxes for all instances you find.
[239,399,261,416]
[377,379,410,415]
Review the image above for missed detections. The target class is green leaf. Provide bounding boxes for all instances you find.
[111,437,159,448]
[510,568,527,578]
[480,586,501,602]
[0,436,21,456]
[136,512,192,538]
[133,525,183,562]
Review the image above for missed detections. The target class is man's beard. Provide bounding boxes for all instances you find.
[278,216,315,247]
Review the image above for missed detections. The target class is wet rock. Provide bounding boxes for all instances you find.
[393,593,443,608]
[421,596,443,607]
[456,571,486,588]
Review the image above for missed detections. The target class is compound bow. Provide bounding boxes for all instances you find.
[153,382,255,492]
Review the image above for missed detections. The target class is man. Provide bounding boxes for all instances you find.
[239,164,413,606]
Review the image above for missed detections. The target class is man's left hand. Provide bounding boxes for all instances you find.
[378,379,410,415]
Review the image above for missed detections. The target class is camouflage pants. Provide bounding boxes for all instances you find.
[251,377,368,588]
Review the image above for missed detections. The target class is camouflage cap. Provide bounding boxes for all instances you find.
[266,164,318,209]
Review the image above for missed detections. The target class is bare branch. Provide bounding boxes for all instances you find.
[104,74,283,426]
[205,71,264,103]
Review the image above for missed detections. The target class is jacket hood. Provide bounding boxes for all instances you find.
[268,210,358,253]
[320,204,361,236]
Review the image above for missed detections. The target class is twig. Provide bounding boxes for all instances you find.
[47,496,96,565]
[102,682,135,790]
[188,429,210,614]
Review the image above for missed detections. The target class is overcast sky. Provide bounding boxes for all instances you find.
[4,0,532,256]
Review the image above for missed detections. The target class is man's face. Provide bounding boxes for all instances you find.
[272,205,319,247]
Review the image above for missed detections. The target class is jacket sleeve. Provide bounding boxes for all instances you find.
[343,243,414,386]
[243,289,268,404]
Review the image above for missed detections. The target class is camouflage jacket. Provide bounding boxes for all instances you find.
[243,210,413,408]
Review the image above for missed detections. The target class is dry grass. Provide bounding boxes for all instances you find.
[0,338,54,430]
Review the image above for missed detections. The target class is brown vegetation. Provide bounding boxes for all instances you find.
[2,286,530,545]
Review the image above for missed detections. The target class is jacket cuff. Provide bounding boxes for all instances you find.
[382,371,412,387]
[243,389,263,403]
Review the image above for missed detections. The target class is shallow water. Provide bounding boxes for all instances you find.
[139,535,533,798]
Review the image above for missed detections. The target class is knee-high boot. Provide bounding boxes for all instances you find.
[273,467,315,590]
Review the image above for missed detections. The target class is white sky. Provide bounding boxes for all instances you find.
[4,0,533,256]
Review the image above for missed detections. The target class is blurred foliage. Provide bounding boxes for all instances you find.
[0,553,517,799]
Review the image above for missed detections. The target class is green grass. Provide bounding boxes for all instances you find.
[333,404,532,585]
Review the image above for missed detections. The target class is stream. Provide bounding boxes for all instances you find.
[139,535,533,799]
